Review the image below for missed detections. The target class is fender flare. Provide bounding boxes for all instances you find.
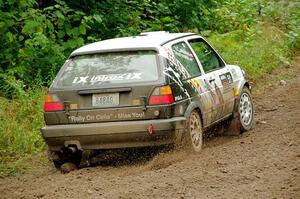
[184,101,204,126]
[236,80,250,96]
[233,80,251,116]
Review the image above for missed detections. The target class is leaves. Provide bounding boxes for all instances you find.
[93,14,102,23]
[0,0,96,96]
[22,20,41,34]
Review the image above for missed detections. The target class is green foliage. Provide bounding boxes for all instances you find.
[1,0,298,98]
[0,0,94,98]
[285,3,300,50]
[0,74,26,99]
[210,0,258,33]
[208,24,290,81]
[0,86,45,177]
[261,0,300,50]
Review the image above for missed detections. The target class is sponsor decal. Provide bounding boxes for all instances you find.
[69,115,86,123]
[188,78,203,95]
[68,112,145,122]
[219,72,233,92]
[71,72,142,85]
[174,95,183,101]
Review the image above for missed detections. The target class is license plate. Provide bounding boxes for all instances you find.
[92,93,119,107]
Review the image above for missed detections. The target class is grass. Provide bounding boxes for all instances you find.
[0,87,45,177]
[208,23,291,82]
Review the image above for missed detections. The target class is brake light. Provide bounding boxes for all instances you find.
[44,94,64,112]
[149,86,174,105]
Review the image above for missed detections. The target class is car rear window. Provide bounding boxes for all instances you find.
[53,51,159,88]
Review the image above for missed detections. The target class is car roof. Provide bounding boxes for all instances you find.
[70,31,196,57]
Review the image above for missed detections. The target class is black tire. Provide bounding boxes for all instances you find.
[184,110,203,152]
[227,87,254,135]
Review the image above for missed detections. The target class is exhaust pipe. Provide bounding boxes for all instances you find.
[61,146,78,155]
[68,146,77,154]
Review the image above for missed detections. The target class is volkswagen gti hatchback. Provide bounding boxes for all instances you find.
[41,31,254,168]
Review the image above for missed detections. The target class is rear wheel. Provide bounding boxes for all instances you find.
[184,110,203,152]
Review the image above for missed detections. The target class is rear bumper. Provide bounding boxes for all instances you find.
[41,117,186,151]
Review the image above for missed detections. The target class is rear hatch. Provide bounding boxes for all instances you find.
[44,51,172,125]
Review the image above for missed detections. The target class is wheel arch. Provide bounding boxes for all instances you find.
[235,80,251,103]
[238,80,251,94]
[233,80,252,117]
[243,81,250,90]
[184,102,204,127]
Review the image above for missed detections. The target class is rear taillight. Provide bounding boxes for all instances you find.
[44,94,64,112]
[149,86,174,105]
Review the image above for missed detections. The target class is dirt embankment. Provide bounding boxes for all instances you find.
[0,58,299,199]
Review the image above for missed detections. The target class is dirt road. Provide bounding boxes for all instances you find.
[0,59,299,199]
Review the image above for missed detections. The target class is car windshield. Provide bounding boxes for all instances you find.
[53,51,159,88]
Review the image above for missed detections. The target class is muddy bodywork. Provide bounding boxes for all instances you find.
[41,32,249,153]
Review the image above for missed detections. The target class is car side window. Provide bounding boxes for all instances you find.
[189,39,224,73]
[171,42,201,77]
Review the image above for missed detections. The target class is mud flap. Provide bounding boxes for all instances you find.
[225,116,242,135]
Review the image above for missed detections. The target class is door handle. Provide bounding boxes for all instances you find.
[209,79,215,83]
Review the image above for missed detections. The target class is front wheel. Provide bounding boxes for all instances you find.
[227,87,254,135]
[184,110,203,152]
[238,87,254,131]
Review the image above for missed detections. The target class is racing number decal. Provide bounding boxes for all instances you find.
[219,72,233,92]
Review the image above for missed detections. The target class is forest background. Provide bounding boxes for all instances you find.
[0,0,299,177]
